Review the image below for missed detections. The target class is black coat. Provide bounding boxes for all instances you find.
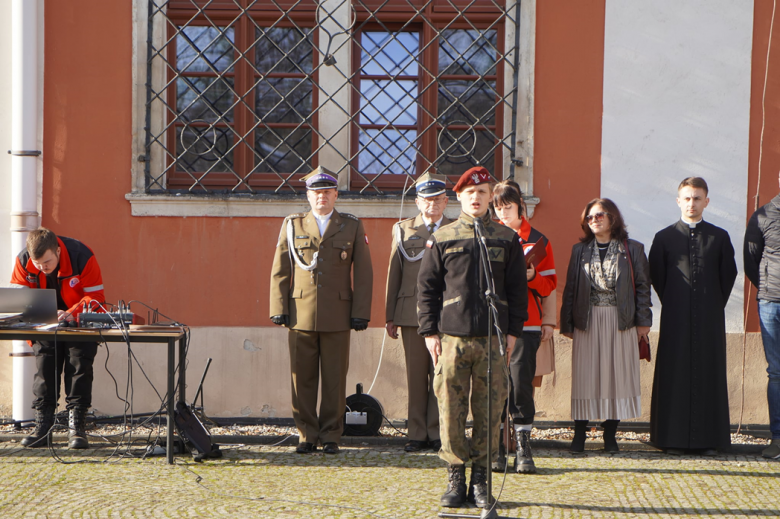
[648,220,737,450]
[560,239,652,334]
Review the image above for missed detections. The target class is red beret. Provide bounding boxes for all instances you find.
[452,166,492,193]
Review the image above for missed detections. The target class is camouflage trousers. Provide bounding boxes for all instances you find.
[434,334,509,468]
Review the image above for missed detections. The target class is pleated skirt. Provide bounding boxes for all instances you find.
[571,305,641,421]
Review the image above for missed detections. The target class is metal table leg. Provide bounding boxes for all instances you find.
[178,335,187,406]
[167,337,175,465]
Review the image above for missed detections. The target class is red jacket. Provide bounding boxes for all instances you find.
[518,217,557,330]
[10,236,105,318]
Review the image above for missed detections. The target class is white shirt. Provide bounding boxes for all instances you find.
[314,211,333,237]
[421,215,444,233]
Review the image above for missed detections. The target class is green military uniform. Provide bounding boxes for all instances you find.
[386,213,453,443]
[417,211,527,467]
[270,209,373,444]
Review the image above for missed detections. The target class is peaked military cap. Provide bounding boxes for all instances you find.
[302,166,338,190]
[414,172,447,198]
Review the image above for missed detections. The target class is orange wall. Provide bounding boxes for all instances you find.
[42,0,603,328]
[745,0,780,332]
[532,0,606,303]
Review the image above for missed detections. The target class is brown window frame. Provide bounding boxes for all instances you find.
[158,0,508,193]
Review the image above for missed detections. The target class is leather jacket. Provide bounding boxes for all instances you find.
[560,239,652,333]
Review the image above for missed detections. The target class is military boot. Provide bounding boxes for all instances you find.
[440,464,467,508]
[467,465,494,509]
[68,407,89,449]
[601,420,620,453]
[570,420,588,453]
[514,425,536,473]
[21,407,55,448]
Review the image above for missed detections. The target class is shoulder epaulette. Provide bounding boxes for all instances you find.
[286,213,307,220]
[394,216,415,227]
[340,213,359,221]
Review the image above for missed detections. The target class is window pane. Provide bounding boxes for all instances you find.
[255,27,313,74]
[360,80,418,126]
[176,125,234,173]
[255,78,312,124]
[436,130,495,177]
[177,26,235,73]
[439,29,497,76]
[254,127,312,173]
[177,77,235,123]
[359,129,417,175]
[438,79,496,126]
[361,31,419,76]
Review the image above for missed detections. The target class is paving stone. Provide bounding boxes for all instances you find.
[0,442,778,518]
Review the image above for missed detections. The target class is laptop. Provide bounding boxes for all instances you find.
[0,288,59,327]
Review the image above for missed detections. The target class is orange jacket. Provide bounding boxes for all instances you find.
[518,217,557,330]
[10,236,105,318]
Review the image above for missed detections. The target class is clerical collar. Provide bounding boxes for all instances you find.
[682,218,703,228]
[421,215,443,231]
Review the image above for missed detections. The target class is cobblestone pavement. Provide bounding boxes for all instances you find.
[0,440,778,518]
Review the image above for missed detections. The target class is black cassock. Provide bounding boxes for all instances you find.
[648,220,737,450]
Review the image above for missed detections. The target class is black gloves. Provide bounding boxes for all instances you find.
[271,315,289,327]
[274,315,366,330]
[351,318,369,332]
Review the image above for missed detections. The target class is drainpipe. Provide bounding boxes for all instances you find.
[10,0,40,424]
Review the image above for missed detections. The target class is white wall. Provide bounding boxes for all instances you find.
[601,0,754,332]
[0,0,12,280]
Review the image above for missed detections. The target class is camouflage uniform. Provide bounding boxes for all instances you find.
[418,211,528,467]
[435,334,509,467]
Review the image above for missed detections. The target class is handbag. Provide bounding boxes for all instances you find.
[623,240,652,362]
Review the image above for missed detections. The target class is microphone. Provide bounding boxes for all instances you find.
[473,215,486,240]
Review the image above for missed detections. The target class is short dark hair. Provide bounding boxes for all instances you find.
[491,180,524,214]
[579,198,628,242]
[678,176,709,195]
[27,228,59,260]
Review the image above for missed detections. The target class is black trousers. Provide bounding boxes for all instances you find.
[32,340,98,410]
[507,331,542,425]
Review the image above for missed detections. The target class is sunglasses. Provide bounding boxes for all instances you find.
[586,211,610,223]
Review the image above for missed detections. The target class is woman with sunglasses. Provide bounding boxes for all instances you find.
[560,198,652,452]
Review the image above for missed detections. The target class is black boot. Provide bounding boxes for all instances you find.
[601,420,620,453]
[514,425,536,473]
[21,407,55,448]
[440,464,467,508]
[491,426,506,472]
[570,420,588,453]
[68,407,89,449]
[467,465,493,509]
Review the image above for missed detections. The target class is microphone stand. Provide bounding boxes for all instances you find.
[439,215,509,519]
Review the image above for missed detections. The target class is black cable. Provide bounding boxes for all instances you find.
[37,299,186,463]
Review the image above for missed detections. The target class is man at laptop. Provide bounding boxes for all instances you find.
[10,228,105,449]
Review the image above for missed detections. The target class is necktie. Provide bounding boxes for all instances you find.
[428,223,436,234]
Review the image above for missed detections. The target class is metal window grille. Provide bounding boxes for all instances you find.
[143,0,521,195]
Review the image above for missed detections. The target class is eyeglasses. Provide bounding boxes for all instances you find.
[419,196,446,204]
[586,211,610,223]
